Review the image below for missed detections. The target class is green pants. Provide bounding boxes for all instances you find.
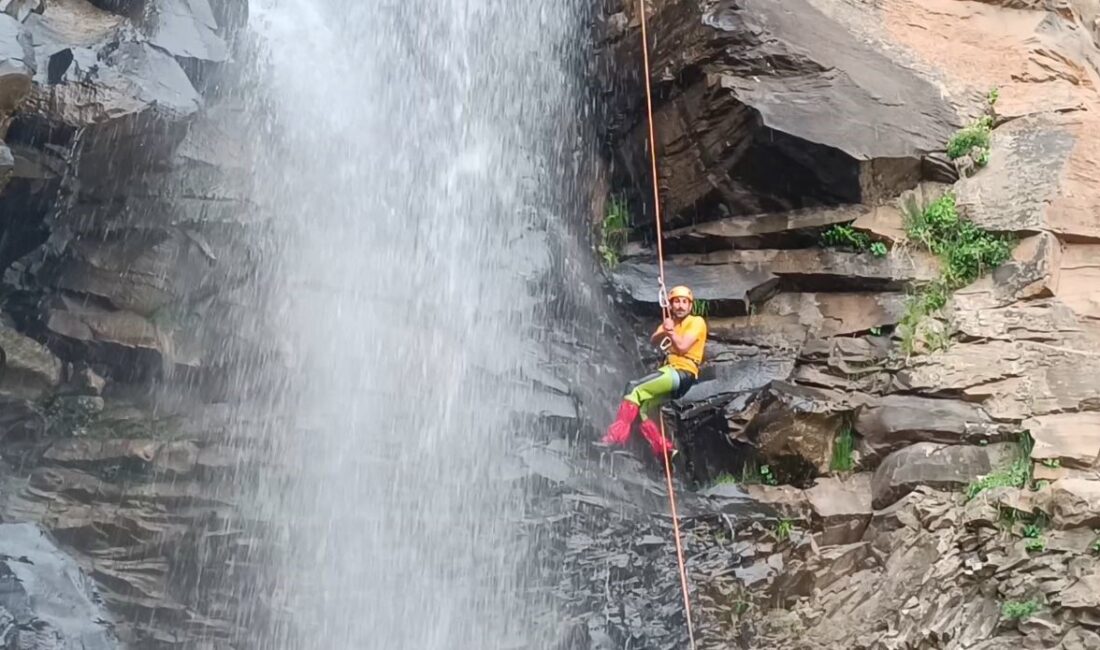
[623,366,695,421]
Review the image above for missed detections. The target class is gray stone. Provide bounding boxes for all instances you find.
[856,394,1008,460]
[611,259,776,313]
[0,0,43,22]
[143,0,228,63]
[1036,478,1100,529]
[0,319,61,400]
[955,115,1085,237]
[872,443,992,509]
[806,474,873,546]
[1026,413,1100,470]
[0,13,33,116]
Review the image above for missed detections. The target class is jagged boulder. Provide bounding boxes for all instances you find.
[140,0,228,63]
[1036,478,1100,529]
[0,316,60,399]
[871,443,991,509]
[805,474,873,546]
[1026,413,1100,470]
[602,0,959,222]
[856,394,1010,460]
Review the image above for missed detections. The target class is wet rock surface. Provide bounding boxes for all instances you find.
[0,522,118,649]
[0,0,1092,647]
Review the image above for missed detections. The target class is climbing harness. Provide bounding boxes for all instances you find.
[637,2,698,647]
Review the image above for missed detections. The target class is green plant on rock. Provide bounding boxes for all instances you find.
[831,426,855,473]
[947,115,993,162]
[1001,600,1040,621]
[820,223,889,257]
[1025,537,1046,553]
[774,519,794,542]
[966,431,1034,501]
[821,224,870,250]
[1091,533,1100,554]
[947,86,997,173]
[692,298,710,317]
[712,472,738,487]
[740,460,778,486]
[898,192,1015,355]
[598,196,630,268]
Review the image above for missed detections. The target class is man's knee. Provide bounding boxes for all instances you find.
[623,370,665,397]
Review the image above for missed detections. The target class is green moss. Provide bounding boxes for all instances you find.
[946,116,992,162]
[831,426,855,473]
[820,224,888,257]
[598,196,630,268]
[899,193,1015,355]
[965,431,1034,500]
[1001,600,1040,621]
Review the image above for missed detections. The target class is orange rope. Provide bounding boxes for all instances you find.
[638,2,697,648]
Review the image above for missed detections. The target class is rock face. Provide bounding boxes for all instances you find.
[0,522,118,649]
[871,442,991,509]
[594,0,1100,647]
[0,0,283,647]
[600,0,958,223]
[0,0,270,385]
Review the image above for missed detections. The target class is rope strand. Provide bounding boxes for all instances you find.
[638,1,697,647]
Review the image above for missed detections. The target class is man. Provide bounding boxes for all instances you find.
[601,285,707,458]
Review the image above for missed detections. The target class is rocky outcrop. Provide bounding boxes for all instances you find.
[871,442,993,509]
[0,398,276,647]
[594,0,1100,647]
[599,0,959,223]
[0,0,268,385]
[0,0,280,646]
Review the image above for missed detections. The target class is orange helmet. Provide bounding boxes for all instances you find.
[668,285,694,303]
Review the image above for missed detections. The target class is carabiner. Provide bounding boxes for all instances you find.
[657,283,670,310]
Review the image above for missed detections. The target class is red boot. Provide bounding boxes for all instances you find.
[601,400,639,446]
[640,419,676,459]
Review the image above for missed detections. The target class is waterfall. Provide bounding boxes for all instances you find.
[233,0,593,647]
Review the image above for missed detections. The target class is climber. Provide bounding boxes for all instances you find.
[600,285,707,458]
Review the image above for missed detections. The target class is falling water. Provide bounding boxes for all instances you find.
[235,0,592,647]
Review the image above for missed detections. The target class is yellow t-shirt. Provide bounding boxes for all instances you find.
[658,315,707,377]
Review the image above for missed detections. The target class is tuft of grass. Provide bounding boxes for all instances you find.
[1001,600,1040,621]
[774,519,794,542]
[692,298,710,317]
[898,192,1015,355]
[740,460,778,486]
[966,431,1034,501]
[1025,537,1046,553]
[947,115,993,161]
[831,426,855,473]
[820,223,889,257]
[598,196,630,268]
[712,472,737,487]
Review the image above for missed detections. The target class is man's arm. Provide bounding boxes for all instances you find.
[650,323,669,346]
[664,318,702,354]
